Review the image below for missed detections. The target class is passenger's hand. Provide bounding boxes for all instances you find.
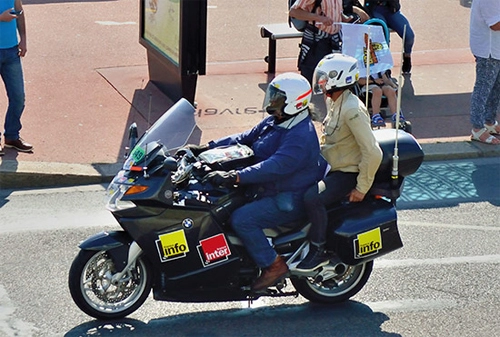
[202,170,238,188]
[348,189,365,202]
[175,144,209,158]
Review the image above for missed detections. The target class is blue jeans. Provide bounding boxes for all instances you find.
[0,46,25,140]
[470,56,500,129]
[303,171,358,244]
[230,191,306,268]
[372,6,415,55]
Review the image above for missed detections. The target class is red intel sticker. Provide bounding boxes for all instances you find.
[197,233,231,267]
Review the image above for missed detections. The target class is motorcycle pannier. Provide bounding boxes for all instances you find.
[327,198,403,265]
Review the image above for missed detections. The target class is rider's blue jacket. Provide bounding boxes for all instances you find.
[209,114,327,197]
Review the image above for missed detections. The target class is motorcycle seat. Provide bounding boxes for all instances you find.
[263,220,307,238]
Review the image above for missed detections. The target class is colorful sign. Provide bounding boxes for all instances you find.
[197,233,232,267]
[341,23,394,78]
[354,227,382,259]
[143,0,180,64]
[156,229,189,262]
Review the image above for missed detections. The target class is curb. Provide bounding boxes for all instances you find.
[1,141,499,190]
[0,161,123,190]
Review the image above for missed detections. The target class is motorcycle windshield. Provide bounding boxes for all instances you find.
[124,98,196,169]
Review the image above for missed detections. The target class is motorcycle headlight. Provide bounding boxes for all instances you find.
[105,181,136,211]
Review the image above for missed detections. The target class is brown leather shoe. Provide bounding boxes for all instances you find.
[251,256,289,291]
[4,137,33,152]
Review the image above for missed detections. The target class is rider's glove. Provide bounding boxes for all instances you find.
[203,170,239,188]
[175,144,209,158]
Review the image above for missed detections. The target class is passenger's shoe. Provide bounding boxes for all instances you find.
[402,56,412,74]
[295,244,330,272]
[4,137,33,152]
[0,144,4,156]
[371,113,386,128]
[251,255,289,291]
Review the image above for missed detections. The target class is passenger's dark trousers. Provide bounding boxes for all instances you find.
[303,171,358,244]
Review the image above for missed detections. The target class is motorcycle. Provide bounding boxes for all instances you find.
[68,98,424,320]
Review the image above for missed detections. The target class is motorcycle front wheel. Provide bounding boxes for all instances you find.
[291,261,373,303]
[68,249,152,320]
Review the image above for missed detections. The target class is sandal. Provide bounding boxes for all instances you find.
[391,112,405,128]
[484,121,500,135]
[371,113,386,128]
[471,128,500,145]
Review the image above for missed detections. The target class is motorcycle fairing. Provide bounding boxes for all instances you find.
[78,231,132,272]
[117,205,246,289]
[78,231,131,251]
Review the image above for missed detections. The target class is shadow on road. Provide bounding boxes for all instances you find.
[65,301,401,337]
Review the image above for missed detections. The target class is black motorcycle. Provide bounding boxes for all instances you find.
[68,98,424,320]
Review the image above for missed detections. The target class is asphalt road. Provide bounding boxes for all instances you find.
[0,157,499,337]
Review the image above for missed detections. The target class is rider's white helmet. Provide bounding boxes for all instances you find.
[312,53,359,94]
[263,72,312,116]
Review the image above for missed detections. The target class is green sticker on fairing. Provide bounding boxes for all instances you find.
[130,146,146,164]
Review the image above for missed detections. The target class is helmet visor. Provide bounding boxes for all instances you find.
[312,69,329,95]
[263,85,287,113]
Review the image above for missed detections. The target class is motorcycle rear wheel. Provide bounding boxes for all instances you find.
[291,261,373,303]
[68,249,152,320]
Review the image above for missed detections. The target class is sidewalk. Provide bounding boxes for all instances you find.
[0,0,499,190]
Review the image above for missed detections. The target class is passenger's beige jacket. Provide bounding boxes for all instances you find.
[320,90,383,194]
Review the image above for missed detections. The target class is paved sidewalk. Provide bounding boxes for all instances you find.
[0,0,499,189]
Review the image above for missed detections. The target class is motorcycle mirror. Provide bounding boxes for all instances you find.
[124,123,139,158]
[128,123,138,145]
[163,157,178,171]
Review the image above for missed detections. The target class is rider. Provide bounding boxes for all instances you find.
[296,53,382,271]
[187,73,326,291]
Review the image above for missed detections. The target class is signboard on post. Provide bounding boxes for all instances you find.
[139,0,207,104]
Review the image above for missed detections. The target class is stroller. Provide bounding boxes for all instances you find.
[351,18,412,133]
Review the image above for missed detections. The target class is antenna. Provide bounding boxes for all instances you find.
[148,93,153,129]
[365,25,371,110]
[391,24,407,185]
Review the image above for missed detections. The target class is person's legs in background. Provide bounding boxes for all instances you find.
[0,46,32,152]
[369,85,386,127]
[470,56,500,144]
[373,6,415,74]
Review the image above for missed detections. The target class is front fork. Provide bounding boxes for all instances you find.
[110,241,142,284]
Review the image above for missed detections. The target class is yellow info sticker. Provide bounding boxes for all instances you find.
[355,227,382,258]
[156,229,190,262]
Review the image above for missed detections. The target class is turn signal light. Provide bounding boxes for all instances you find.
[124,185,149,195]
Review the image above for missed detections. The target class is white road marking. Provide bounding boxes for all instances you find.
[376,254,500,268]
[402,221,500,231]
[0,285,38,336]
[366,299,458,312]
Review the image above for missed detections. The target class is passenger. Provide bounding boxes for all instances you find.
[185,73,326,290]
[296,54,382,271]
